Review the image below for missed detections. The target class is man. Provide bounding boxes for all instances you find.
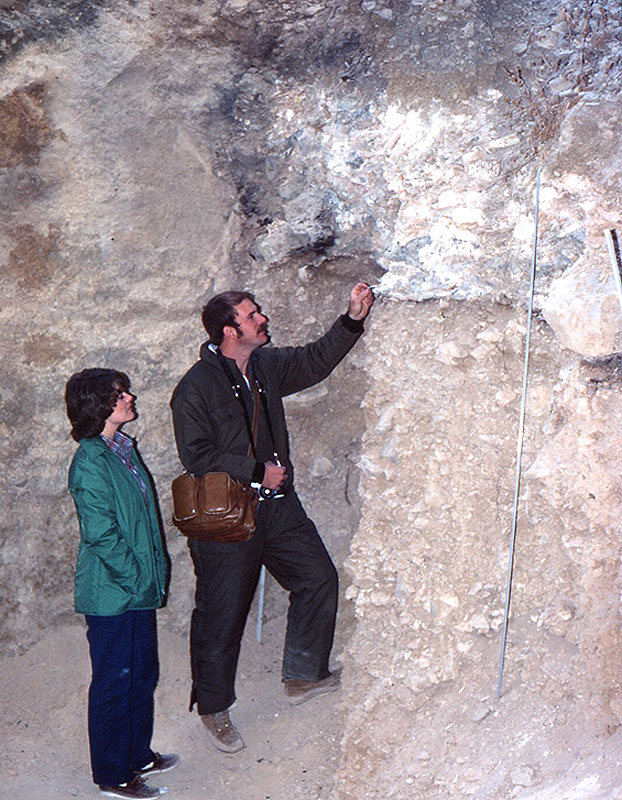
[170,282,373,753]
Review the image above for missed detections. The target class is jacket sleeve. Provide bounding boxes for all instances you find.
[69,454,143,596]
[269,314,364,397]
[171,375,260,483]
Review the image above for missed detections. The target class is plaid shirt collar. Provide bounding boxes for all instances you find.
[99,430,134,461]
[98,430,149,504]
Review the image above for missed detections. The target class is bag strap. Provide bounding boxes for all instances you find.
[215,348,260,460]
[214,347,282,466]
[250,383,260,454]
[254,378,280,464]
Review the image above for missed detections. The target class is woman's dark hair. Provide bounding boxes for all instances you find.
[201,290,255,345]
[65,368,130,441]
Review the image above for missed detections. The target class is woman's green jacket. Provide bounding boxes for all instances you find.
[68,435,168,616]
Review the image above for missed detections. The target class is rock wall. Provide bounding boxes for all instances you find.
[1,1,621,797]
[337,300,622,798]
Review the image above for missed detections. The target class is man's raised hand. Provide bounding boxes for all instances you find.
[347,282,375,321]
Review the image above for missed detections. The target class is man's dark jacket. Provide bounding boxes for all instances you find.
[170,315,363,488]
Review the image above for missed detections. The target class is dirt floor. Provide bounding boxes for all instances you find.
[3,600,622,800]
[0,600,342,800]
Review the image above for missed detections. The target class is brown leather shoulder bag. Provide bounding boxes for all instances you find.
[171,349,262,542]
[171,471,258,542]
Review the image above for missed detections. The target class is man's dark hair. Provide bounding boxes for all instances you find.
[201,290,256,345]
[65,368,131,442]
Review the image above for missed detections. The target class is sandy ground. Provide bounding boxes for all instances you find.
[0,607,342,800]
[3,598,622,800]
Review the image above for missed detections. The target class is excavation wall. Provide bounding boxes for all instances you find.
[1,1,621,797]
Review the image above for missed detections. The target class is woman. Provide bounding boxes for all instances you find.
[65,368,178,800]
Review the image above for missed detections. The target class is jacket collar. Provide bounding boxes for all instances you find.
[199,341,244,377]
[200,340,220,363]
[78,433,136,456]
[200,341,261,372]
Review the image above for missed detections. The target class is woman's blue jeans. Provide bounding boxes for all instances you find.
[85,609,158,786]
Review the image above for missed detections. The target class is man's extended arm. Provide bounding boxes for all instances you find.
[270,282,374,397]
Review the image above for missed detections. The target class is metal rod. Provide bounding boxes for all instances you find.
[496,166,542,699]
[604,229,622,315]
[256,564,266,642]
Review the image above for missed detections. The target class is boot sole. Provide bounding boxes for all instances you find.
[286,682,341,705]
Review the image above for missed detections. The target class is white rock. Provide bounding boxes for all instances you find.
[542,260,622,357]
[435,341,467,364]
[510,766,535,787]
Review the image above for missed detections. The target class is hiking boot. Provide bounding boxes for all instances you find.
[284,668,342,706]
[200,709,245,753]
[136,753,180,777]
[98,775,167,798]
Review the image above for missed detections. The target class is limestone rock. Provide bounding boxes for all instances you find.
[542,260,622,358]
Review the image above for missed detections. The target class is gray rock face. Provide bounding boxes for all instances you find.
[1,0,622,797]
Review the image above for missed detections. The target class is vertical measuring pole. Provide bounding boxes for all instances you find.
[604,229,622,314]
[496,167,542,699]
[256,564,266,641]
